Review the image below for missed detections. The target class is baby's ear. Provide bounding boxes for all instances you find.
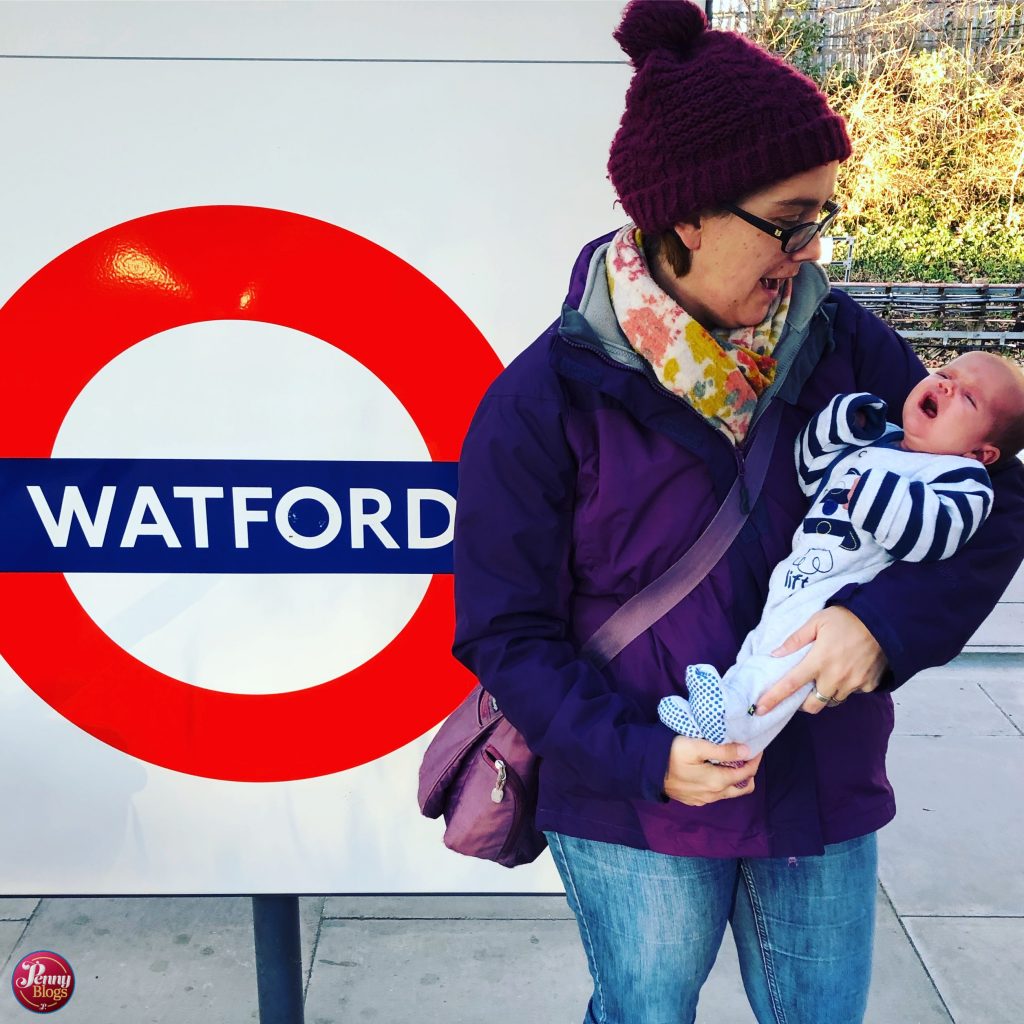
[973,443,1000,466]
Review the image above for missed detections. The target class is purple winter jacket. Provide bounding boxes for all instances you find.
[452,232,1024,858]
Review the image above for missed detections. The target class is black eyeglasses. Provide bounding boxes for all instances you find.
[722,199,840,254]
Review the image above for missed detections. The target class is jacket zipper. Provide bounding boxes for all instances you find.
[734,447,750,514]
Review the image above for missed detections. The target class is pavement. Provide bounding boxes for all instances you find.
[1,652,1021,1023]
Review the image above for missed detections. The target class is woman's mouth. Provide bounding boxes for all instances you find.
[759,276,781,292]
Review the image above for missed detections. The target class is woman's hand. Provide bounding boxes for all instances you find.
[663,736,762,806]
[755,606,887,716]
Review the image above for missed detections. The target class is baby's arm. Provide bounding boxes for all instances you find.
[659,650,812,757]
[847,461,993,561]
[795,393,889,498]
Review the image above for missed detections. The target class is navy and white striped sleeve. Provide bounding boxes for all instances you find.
[847,462,994,562]
[795,393,890,497]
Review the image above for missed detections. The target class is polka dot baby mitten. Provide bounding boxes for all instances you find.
[657,664,728,743]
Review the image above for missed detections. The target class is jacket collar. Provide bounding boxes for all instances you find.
[550,236,833,494]
[567,237,830,365]
[555,236,832,411]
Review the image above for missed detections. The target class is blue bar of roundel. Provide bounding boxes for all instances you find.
[0,459,458,574]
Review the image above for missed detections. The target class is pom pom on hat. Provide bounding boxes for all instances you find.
[607,0,851,233]
[613,0,706,64]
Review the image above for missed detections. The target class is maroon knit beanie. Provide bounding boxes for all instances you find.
[607,0,851,233]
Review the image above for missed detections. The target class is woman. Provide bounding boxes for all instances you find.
[452,2,1024,1022]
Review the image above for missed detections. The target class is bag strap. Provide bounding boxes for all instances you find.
[581,400,784,669]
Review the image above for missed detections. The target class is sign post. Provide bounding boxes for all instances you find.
[252,896,305,1024]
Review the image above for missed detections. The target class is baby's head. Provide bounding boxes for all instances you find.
[902,351,1024,467]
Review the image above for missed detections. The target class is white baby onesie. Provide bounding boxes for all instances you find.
[658,392,993,756]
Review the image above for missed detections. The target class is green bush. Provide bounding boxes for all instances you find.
[841,207,1024,283]
[743,1,1024,283]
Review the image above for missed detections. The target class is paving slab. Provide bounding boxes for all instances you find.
[892,669,1018,737]
[307,901,768,1023]
[0,921,27,973]
[997,563,1024,602]
[0,896,323,1024]
[314,894,759,1023]
[870,890,952,1024]
[880,735,1024,916]
[322,894,573,920]
[696,926,756,1023]
[965,604,1024,650]
[0,899,38,920]
[304,917,593,1023]
[902,917,1024,1024]
[979,675,1024,734]
[307,888,945,1024]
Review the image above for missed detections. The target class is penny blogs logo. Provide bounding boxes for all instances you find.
[11,951,75,1014]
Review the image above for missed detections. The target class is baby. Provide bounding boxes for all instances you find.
[659,351,1024,756]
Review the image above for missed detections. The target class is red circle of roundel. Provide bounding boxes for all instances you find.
[0,206,501,781]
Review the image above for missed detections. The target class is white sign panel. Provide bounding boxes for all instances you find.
[0,0,628,894]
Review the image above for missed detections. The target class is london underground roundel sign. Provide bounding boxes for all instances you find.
[0,206,501,781]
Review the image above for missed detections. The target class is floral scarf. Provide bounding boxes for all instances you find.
[606,225,790,444]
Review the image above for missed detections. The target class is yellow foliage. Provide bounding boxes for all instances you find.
[745,1,1024,228]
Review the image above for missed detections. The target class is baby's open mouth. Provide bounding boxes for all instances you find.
[920,395,938,418]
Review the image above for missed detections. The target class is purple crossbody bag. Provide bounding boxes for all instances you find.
[417,403,783,867]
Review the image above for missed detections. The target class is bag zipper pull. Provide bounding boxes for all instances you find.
[491,759,507,803]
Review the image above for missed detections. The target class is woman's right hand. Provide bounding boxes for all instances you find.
[663,736,762,806]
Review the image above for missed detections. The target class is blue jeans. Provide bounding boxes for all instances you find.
[546,831,877,1024]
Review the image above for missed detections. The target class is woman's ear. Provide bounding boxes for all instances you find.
[675,220,702,252]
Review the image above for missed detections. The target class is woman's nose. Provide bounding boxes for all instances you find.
[792,234,823,264]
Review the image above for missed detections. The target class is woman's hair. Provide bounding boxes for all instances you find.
[643,206,731,278]
[645,228,691,277]
[607,0,850,234]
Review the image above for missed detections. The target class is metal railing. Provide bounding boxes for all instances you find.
[836,281,1024,363]
[706,1,1024,75]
